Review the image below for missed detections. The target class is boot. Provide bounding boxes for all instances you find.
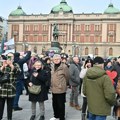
[81,113,86,120]
[39,115,45,120]
[30,115,35,120]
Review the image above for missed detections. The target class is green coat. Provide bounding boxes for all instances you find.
[83,65,116,116]
[0,63,21,98]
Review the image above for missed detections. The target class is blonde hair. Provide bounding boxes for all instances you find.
[33,61,42,67]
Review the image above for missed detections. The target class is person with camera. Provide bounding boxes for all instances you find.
[13,49,31,111]
[28,61,48,120]
[79,59,93,120]
[0,52,21,120]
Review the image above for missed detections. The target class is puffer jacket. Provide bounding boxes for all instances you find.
[83,65,116,116]
[51,63,70,94]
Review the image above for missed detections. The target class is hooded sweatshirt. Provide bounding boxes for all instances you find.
[83,65,116,116]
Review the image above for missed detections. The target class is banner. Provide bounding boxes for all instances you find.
[4,38,15,55]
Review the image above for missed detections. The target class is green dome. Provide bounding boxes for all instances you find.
[104,3,120,14]
[9,6,26,16]
[51,0,73,13]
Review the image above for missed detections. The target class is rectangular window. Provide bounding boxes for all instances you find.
[33,25,39,31]
[95,25,101,31]
[85,35,89,42]
[42,35,47,42]
[33,35,38,42]
[74,24,81,31]
[42,25,48,31]
[24,25,30,31]
[108,36,114,42]
[12,25,19,31]
[85,25,90,31]
[108,24,116,31]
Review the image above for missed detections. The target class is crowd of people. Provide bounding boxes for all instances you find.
[0,48,120,120]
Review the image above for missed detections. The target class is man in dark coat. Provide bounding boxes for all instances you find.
[13,50,31,111]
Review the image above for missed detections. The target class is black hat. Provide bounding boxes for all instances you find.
[60,53,68,59]
[94,56,104,64]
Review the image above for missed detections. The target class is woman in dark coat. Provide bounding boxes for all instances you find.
[28,61,48,120]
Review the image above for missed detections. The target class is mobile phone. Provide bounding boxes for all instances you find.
[7,56,12,60]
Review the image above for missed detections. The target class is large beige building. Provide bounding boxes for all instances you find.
[8,0,120,58]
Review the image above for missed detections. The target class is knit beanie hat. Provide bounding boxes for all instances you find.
[93,56,104,64]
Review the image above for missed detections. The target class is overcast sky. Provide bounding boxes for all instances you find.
[0,0,120,19]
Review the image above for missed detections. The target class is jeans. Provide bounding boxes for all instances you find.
[13,80,24,108]
[89,112,106,120]
[31,102,45,116]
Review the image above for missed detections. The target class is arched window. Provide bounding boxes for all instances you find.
[109,48,113,56]
[95,47,98,55]
[74,46,79,56]
[85,47,89,55]
[34,46,37,53]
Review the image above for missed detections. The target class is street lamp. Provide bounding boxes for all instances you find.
[23,39,28,52]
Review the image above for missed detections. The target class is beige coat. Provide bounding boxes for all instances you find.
[51,63,70,94]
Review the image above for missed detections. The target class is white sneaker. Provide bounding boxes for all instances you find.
[49,117,60,120]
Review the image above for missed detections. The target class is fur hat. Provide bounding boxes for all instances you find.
[94,56,104,64]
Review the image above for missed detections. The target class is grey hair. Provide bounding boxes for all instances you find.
[53,54,61,59]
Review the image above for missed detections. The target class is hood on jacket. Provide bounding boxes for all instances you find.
[86,66,106,79]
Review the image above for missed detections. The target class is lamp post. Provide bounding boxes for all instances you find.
[23,39,28,52]
[72,40,76,57]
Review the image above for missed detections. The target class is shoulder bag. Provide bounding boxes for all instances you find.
[28,85,41,95]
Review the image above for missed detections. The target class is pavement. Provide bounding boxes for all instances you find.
[2,89,116,120]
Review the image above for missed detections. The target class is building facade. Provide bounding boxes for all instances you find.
[8,0,120,58]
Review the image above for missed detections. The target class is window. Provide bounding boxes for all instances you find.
[95,47,98,55]
[33,25,39,31]
[76,35,80,42]
[24,35,29,42]
[109,48,113,56]
[12,25,19,31]
[95,35,100,42]
[24,25,30,31]
[42,25,48,31]
[95,25,101,31]
[108,36,114,42]
[34,46,37,53]
[85,25,90,31]
[85,35,89,42]
[33,35,38,42]
[42,35,47,42]
[74,24,81,31]
[85,47,89,55]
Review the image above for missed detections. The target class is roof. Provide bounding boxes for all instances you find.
[104,3,120,14]
[9,6,26,16]
[51,0,73,14]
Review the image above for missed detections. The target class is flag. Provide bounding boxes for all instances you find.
[0,38,5,55]
[4,38,15,55]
